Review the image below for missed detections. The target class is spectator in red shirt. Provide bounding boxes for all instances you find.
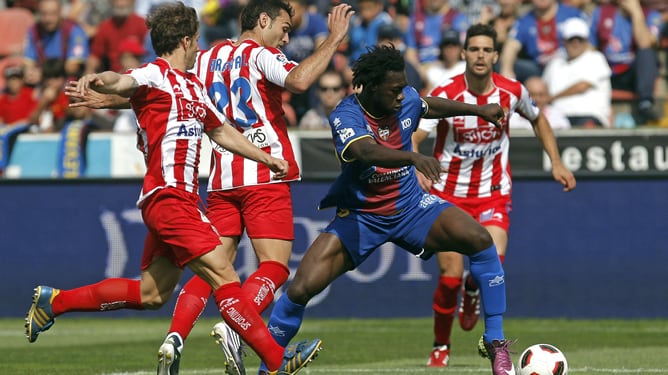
[85,0,148,73]
[0,65,39,126]
[29,58,71,132]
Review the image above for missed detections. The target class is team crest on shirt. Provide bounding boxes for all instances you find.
[377,126,390,141]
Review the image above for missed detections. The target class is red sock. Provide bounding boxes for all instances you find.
[168,275,211,340]
[432,276,461,346]
[51,278,143,316]
[213,282,283,371]
[242,261,289,314]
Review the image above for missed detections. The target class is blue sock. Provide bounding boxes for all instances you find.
[258,293,306,373]
[469,245,506,342]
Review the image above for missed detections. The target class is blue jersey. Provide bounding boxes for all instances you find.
[24,22,89,65]
[319,86,428,216]
[348,12,393,62]
[510,4,585,67]
[405,10,469,64]
[589,5,662,75]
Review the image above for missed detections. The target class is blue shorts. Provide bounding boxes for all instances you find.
[323,193,453,267]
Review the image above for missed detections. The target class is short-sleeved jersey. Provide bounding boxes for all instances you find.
[319,86,428,216]
[509,4,585,67]
[194,39,300,191]
[418,73,538,199]
[129,58,227,207]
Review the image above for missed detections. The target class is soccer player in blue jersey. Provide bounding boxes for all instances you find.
[260,44,515,375]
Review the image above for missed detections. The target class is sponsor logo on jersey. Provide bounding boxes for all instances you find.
[453,144,501,158]
[453,123,502,144]
[337,127,354,143]
[401,118,412,130]
[177,124,203,137]
[367,166,410,184]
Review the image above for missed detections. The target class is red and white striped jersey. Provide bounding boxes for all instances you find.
[194,39,301,191]
[419,72,539,199]
[129,58,227,207]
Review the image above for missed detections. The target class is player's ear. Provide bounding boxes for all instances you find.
[259,12,270,29]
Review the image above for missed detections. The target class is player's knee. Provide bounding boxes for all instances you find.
[464,226,493,253]
[286,281,315,306]
[140,289,170,310]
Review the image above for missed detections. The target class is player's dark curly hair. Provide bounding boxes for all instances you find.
[351,44,405,90]
[464,23,498,50]
[240,0,294,33]
[146,2,199,57]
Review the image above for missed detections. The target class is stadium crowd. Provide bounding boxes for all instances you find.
[1,0,667,132]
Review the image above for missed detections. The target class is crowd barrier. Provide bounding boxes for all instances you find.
[1,178,666,319]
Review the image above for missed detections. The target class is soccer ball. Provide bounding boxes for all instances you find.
[516,343,568,375]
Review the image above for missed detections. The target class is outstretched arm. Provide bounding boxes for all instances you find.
[283,4,354,93]
[65,80,131,109]
[73,71,139,98]
[423,97,505,128]
[530,112,576,192]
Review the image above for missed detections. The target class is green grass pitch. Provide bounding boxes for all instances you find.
[3,317,668,374]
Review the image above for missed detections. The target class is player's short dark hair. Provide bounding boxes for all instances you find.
[239,0,294,33]
[464,23,498,50]
[146,2,199,57]
[351,44,405,89]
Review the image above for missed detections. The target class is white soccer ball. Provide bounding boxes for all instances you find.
[516,343,569,375]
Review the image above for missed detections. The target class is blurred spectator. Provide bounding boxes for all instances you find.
[477,0,522,56]
[85,0,148,74]
[543,17,611,128]
[589,0,663,125]
[199,0,247,44]
[284,0,329,62]
[285,0,330,122]
[0,64,39,126]
[298,69,347,130]
[562,0,596,15]
[24,0,90,78]
[510,76,571,129]
[111,37,145,132]
[405,0,469,71]
[451,0,500,26]
[424,28,465,92]
[28,58,70,133]
[499,0,585,83]
[347,0,393,62]
[66,0,113,38]
[376,22,425,93]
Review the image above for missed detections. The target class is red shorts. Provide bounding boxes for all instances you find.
[206,183,294,240]
[140,188,222,270]
[437,193,512,232]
